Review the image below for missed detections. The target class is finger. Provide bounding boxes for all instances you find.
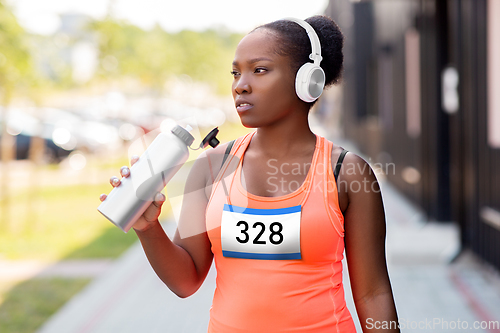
[120,166,130,178]
[110,176,121,187]
[131,155,139,166]
[153,192,166,207]
[99,193,107,202]
[143,198,164,222]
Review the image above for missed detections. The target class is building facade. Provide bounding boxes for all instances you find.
[324,0,500,270]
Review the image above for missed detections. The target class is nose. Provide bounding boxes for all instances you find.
[233,75,252,95]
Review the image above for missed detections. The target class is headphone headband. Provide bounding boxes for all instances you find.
[283,17,323,65]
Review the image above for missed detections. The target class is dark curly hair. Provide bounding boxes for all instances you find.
[253,15,344,90]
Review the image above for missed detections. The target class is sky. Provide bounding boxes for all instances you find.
[8,0,329,35]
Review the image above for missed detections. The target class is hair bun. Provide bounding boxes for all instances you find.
[305,15,344,86]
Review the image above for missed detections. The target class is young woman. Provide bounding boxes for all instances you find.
[101,15,399,332]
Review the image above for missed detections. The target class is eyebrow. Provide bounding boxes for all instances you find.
[232,57,273,66]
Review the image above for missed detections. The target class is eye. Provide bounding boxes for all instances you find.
[230,70,240,78]
[254,67,267,74]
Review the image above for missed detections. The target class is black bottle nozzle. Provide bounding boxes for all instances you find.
[200,127,220,149]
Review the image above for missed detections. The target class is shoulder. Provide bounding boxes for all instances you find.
[192,136,244,191]
[193,140,236,178]
[203,136,240,171]
[330,144,347,166]
[342,152,378,185]
[182,140,238,201]
[330,144,380,212]
[329,144,376,181]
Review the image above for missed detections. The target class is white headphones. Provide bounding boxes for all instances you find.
[284,17,326,103]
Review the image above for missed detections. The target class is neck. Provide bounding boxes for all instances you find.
[251,111,316,158]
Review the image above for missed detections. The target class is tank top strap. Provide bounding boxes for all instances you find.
[292,134,322,206]
[323,138,345,237]
[317,136,333,204]
[322,138,337,193]
[323,137,332,179]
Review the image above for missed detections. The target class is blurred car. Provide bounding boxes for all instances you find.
[0,107,73,162]
[0,132,72,162]
[0,106,122,163]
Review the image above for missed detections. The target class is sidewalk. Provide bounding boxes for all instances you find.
[381,180,500,333]
[35,221,216,333]
[36,135,500,333]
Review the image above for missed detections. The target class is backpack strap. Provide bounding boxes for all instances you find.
[334,149,348,184]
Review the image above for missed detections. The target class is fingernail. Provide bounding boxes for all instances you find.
[155,193,165,202]
[111,177,119,185]
[100,194,106,201]
[121,166,129,176]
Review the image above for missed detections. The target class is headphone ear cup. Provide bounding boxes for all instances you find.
[295,63,326,103]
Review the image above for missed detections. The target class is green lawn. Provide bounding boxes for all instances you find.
[0,182,140,261]
[0,278,91,333]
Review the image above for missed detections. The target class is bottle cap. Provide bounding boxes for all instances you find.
[171,125,195,147]
[200,127,220,149]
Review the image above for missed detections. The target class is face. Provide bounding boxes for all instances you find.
[231,29,300,128]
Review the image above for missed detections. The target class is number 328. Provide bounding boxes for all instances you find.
[235,221,284,245]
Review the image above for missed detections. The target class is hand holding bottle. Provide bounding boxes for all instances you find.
[99,155,166,232]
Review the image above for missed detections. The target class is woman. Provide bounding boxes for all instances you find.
[101,15,399,332]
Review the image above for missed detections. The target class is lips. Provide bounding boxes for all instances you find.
[235,99,253,112]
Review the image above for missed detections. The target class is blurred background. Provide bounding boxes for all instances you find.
[1,0,499,332]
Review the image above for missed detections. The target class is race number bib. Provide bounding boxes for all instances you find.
[221,204,301,260]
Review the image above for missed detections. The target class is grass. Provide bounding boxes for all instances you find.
[0,182,141,261]
[0,278,91,333]
[64,224,136,259]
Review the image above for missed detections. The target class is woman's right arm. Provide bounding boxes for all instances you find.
[100,151,215,298]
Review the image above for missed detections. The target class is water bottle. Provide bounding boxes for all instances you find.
[97,125,195,233]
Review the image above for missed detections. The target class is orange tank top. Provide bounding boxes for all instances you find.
[205,132,356,332]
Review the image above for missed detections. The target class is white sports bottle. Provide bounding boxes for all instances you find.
[98,125,194,233]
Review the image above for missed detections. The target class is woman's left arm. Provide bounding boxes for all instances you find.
[340,153,400,333]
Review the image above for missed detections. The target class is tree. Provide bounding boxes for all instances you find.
[0,1,34,104]
[86,17,243,95]
[0,0,38,226]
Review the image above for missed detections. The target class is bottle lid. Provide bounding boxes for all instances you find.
[171,125,195,147]
[200,127,220,149]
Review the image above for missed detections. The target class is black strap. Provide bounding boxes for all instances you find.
[219,140,235,197]
[221,140,235,169]
[334,149,348,184]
